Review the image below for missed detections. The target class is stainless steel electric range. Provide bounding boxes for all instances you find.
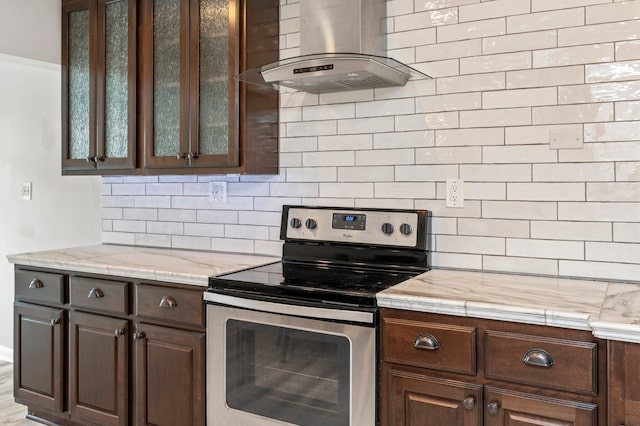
[204,205,431,426]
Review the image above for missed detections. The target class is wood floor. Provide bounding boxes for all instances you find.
[0,362,40,425]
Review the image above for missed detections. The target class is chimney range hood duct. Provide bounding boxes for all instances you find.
[237,0,430,94]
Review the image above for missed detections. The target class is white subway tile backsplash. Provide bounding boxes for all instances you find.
[533,44,615,68]
[396,111,459,130]
[532,221,612,241]
[461,51,532,74]
[355,149,415,166]
[437,18,506,43]
[587,182,640,201]
[533,163,615,182]
[482,31,557,55]
[616,40,640,61]
[507,239,584,260]
[374,131,434,149]
[416,146,482,164]
[416,39,481,62]
[559,20,640,47]
[616,162,640,181]
[458,218,529,238]
[559,80,640,103]
[460,107,531,128]
[483,87,557,109]
[533,103,614,124]
[338,166,395,182]
[461,164,532,182]
[507,183,585,201]
[458,0,530,23]
[507,8,585,34]
[436,128,504,146]
[614,222,640,243]
[102,1,640,281]
[506,66,585,90]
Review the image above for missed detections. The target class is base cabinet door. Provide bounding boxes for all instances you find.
[386,368,482,426]
[134,323,205,426]
[69,311,129,426]
[13,302,65,414]
[484,387,597,426]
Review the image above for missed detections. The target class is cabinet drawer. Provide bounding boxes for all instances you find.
[15,270,65,305]
[485,330,597,394]
[69,277,129,315]
[135,284,204,328]
[382,317,476,375]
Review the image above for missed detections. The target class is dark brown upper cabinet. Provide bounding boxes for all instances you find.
[62,0,279,176]
[62,0,137,173]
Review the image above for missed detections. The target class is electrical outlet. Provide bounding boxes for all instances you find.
[209,181,227,204]
[446,179,464,208]
[20,182,32,200]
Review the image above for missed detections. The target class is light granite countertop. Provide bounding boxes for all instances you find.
[8,245,640,344]
[7,244,278,287]
[377,269,640,344]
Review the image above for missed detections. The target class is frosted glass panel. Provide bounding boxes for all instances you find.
[68,9,90,160]
[105,0,129,159]
[199,0,229,155]
[153,0,180,157]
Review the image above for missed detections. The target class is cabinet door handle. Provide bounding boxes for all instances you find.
[114,328,126,337]
[523,349,555,368]
[50,318,61,327]
[463,396,476,410]
[159,296,177,309]
[414,333,440,351]
[29,278,44,289]
[134,332,146,340]
[88,287,105,298]
[176,153,187,160]
[487,401,500,416]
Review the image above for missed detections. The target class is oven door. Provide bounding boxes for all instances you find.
[205,294,376,426]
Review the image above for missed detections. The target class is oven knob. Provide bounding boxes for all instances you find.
[305,218,317,230]
[400,223,413,235]
[381,223,394,235]
[290,218,302,229]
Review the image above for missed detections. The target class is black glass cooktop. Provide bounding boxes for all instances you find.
[208,261,422,308]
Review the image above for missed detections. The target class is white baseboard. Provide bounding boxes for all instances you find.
[0,345,13,363]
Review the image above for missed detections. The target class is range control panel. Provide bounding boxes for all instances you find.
[283,206,423,248]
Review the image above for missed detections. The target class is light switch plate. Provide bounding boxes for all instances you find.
[20,182,32,200]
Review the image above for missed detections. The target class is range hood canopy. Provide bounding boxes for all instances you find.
[236,0,430,94]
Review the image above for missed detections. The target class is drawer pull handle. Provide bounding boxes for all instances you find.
[29,279,44,289]
[88,287,105,298]
[523,349,555,368]
[159,296,177,309]
[463,396,476,410]
[114,328,126,337]
[487,401,500,416]
[414,334,440,351]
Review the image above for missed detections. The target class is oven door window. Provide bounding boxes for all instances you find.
[226,319,350,426]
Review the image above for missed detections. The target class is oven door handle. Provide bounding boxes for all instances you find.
[203,292,374,325]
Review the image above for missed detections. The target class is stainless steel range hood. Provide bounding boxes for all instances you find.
[237,0,429,94]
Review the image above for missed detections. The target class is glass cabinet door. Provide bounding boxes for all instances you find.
[142,0,239,169]
[62,0,136,172]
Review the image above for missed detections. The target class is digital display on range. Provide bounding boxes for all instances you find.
[332,213,366,230]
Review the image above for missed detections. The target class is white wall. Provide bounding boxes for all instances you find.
[103,0,640,284]
[0,1,102,359]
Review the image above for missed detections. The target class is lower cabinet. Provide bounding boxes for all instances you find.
[380,308,606,426]
[133,323,205,426]
[13,267,205,426]
[69,312,129,426]
[14,302,65,414]
[608,340,640,426]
